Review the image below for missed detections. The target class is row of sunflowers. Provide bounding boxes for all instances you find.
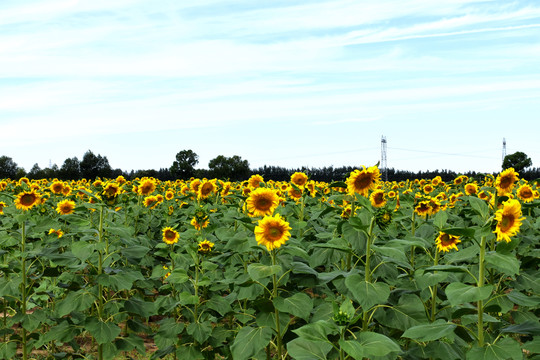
[0,166,538,359]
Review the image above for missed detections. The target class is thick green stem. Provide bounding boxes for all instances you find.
[430,250,440,322]
[21,221,28,360]
[97,205,105,360]
[477,235,487,347]
[410,210,417,270]
[363,216,376,331]
[271,251,283,359]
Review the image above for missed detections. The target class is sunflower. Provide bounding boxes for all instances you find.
[162,227,180,245]
[414,200,431,216]
[190,179,201,193]
[423,184,434,194]
[369,189,387,208]
[246,188,280,217]
[191,217,209,230]
[116,175,127,184]
[50,181,64,194]
[198,180,216,200]
[516,184,535,203]
[102,182,121,198]
[15,190,41,211]
[248,174,264,188]
[478,190,492,202]
[494,168,519,195]
[48,228,64,238]
[493,199,524,243]
[62,185,72,196]
[435,232,461,252]
[0,201,6,215]
[198,239,215,254]
[143,195,159,209]
[346,166,380,197]
[340,204,354,219]
[56,199,76,215]
[221,182,232,197]
[464,183,478,195]
[287,186,303,201]
[165,190,174,201]
[291,172,308,188]
[138,179,156,196]
[254,214,292,251]
[431,176,442,187]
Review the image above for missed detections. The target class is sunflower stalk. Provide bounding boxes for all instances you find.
[271,250,283,359]
[363,216,376,331]
[477,235,487,347]
[20,220,28,360]
[430,250,440,322]
[97,205,105,360]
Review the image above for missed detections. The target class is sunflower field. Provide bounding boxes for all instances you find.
[0,167,538,360]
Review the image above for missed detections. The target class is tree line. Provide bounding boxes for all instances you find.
[0,149,537,183]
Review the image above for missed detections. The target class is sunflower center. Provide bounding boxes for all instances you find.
[267,226,283,241]
[520,189,533,199]
[164,230,175,240]
[373,193,384,204]
[201,184,213,195]
[21,194,37,206]
[499,175,513,189]
[256,198,272,210]
[440,234,454,246]
[354,174,372,189]
[500,214,515,232]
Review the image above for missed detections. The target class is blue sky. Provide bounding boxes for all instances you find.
[1,0,539,175]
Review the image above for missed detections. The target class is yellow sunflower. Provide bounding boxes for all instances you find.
[464,183,478,195]
[48,228,64,238]
[0,201,6,215]
[414,200,431,216]
[516,184,535,203]
[423,184,434,194]
[14,190,41,211]
[287,186,303,201]
[431,176,442,186]
[435,232,461,252]
[198,239,215,254]
[248,174,264,188]
[254,214,292,251]
[162,227,180,245]
[290,172,308,188]
[50,181,64,194]
[143,195,159,209]
[198,180,216,200]
[190,179,201,193]
[191,217,210,230]
[246,188,280,217]
[346,166,380,197]
[165,190,174,201]
[56,199,76,215]
[138,178,156,196]
[494,168,519,195]
[369,189,387,208]
[493,199,524,243]
[102,182,121,198]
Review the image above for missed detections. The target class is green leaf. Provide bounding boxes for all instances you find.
[375,293,428,331]
[292,320,338,343]
[468,196,489,219]
[231,326,273,360]
[273,292,313,320]
[115,334,146,355]
[176,346,205,360]
[35,320,77,347]
[523,337,540,354]
[506,290,540,307]
[207,295,233,316]
[56,289,95,317]
[338,339,364,359]
[124,297,156,317]
[247,263,281,281]
[97,269,144,291]
[355,331,401,358]
[500,320,540,336]
[441,227,475,238]
[0,342,17,359]
[85,318,122,345]
[287,338,333,360]
[121,245,150,262]
[433,210,448,229]
[71,241,95,262]
[466,337,523,360]
[0,276,21,298]
[166,268,189,284]
[345,275,390,310]
[186,321,212,343]
[21,309,47,332]
[485,252,520,276]
[445,283,493,306]
[402,319,457,341]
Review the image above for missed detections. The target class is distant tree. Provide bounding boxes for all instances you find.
[170,150,199,179]
[0,156,21,179]
[80,150,112,179]
[59,157,81,180]
[27,163,44,179]
[43,164,59,179]
[208,155,250,180]
[502,151,532,172]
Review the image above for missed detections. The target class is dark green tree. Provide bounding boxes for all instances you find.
[80,150,112,179]
[170,149,199,179]
[502,151,532,172]
[0,156,21,179]
[208,155,250,180]
[59,157,81,180]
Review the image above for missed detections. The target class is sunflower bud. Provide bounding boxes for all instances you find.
[375,207,393,229]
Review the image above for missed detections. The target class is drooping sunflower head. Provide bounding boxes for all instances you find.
[48,228,64,238]
[248,174,264,189]
[56,199,76,215]
[516,184,535,203]
[254,214,292,251]
[493,199,524,243]
[198,239,215,254]
[246,188,280,217]
[369,189,387,208]
[290,172,308,188]
[495,168,519,195]
[375,207,393,229]
[15,190,41,211]
[198,180,216,200]
[0,201,6,215]
[162,227,180,245]
[346,166,381,197]
[435,232,461,252]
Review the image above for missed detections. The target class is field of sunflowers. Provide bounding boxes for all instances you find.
[0,166,538,360]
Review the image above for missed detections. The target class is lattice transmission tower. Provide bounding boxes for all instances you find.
[381,136,388,181]
[502,138,507,162]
